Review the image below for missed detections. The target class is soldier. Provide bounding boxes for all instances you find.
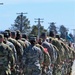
[2,32,17,75]
[22,36,44,75]
[40,32,56,75]
[0,34,15,75]
[66,45,74,75]
[3,32,17,63]
[49,31,65,75]
[56,34,74,75]
[22,33,30,47]
[49,31,65,60]
[6,31,23,74]
[16,30,26,51]
[37,38,51,75]
[48,37,60,75]
[8,31,23,62]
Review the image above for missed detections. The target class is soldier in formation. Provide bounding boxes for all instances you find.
[22,36,44,75]
[0,29,75,75]
[0,34,15,75]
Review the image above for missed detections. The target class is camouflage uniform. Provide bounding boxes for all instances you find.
[40,32,56,75]
[0,35,15,75]
[49,37,65,75]
[21,38,31,47]
[42,40,55,75]
[6,41,17,63]
[60,40,69,60]
[22,44,44,75]
[60,40,70,75]
[36,44,51,75]
[2,32,17,63]
[66,46,74,75]
[8,38,23,62]
[51,38,64,61]
[18,39,26,51]
[52,45,60,75]
[22,33,31,47]
[56,35,73,75]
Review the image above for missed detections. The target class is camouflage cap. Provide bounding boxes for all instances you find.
[11,31,16,36]
[3,32,9,38]
[22,33,27,39]
[29,36,36,42]
[5,29,11,37]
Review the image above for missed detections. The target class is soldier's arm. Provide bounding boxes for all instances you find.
[10,43,17,63]
[38,47,44,65]
[13,46,17,63]
[21,47,28,65]
[7,46,15,68]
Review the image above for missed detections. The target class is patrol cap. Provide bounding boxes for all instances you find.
[29,36,36,42]
[0,34,4,38]
[22,33,27,39]
[5,30,11,37]
[11,31,16,36]
[3,32,9,38]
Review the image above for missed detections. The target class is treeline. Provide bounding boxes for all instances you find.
[9,14,74,42]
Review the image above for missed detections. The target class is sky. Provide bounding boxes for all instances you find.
[0,0,75,34]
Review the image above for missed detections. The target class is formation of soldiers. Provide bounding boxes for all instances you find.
[0,29,75,75]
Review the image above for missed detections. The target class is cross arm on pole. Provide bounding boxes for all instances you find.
[0,3,3,5]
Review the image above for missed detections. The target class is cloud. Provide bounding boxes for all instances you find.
[1,0,75,5]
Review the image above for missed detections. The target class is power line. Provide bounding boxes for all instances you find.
[34,18,44,39]
[16,12,27,32]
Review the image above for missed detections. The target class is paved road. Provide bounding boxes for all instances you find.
[71,60,75,75]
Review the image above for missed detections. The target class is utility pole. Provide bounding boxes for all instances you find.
[0,3,3,5]
[34,18,44,39]
[48,22,56,35]
[16,12,27,32]
[48,22,56,29]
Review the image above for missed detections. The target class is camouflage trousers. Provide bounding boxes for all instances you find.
[24,66,42,75]
[0,70,11,75]
[42,66,52,75]
[0,67,11,75]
